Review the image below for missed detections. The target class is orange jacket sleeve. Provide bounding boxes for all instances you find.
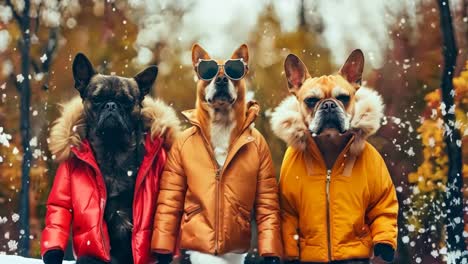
[151,138,187,254]
[41,162,73,256]
[366,153,398,249]
[255,135,283,257]
[279,148,300,260]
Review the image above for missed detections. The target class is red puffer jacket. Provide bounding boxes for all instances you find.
[41,96,181,264]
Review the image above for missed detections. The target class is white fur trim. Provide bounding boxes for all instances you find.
[187,251,246,264]
[269,96,308,150]
[270,86,384,151]
[350,86,384,135]
[48,97,86,162]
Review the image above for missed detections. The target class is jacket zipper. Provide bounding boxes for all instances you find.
[214,167,221,255]
[100,198,110,259]
[195,126,254,255]
[325,169,332,261]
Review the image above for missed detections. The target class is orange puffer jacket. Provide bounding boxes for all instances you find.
[151,102,283,257]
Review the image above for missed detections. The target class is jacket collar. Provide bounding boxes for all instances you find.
[181,101,259,173]
[71,133,163,192]
[181,100,260,136]
[71,133,162,170]
[270,86,384,157]
[49,96,180,163]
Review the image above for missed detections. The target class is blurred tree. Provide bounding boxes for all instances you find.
[247,5,332,174]
[436,0,466,262]
[407,62,468,261]
[1,0,81,256]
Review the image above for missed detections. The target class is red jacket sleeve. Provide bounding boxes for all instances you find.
[41,162,73,256]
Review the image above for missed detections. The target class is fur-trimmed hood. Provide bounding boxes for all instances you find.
[270,87,384,156]
[49,96,181,163]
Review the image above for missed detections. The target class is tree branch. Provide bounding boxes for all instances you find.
[438,0,466,261]
[40,27,59,90]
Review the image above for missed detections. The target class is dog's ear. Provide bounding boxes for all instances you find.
[192,44,210,67]
[339,49,364,86]
[231,44,249,63]
[284,54,310,94]
[73,53,96,97]
[134,66,158,99]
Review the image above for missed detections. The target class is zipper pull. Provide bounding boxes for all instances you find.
[326,169,331,182]
[215,169,221,180]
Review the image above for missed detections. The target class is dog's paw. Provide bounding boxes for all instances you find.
[76,256,108,264]
[43,249,64,264]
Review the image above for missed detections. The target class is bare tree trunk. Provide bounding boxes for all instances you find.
[18,0,31,257]
[437,0,466,262]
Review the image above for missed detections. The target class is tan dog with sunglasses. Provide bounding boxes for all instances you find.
[151,44,283,264]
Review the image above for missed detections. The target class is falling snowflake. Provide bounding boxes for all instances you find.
[40,54,48,63]
[12,147,19,155]
[402,236,410,243]
[16,74,24,83]
[7,240,17,251]
[29,137,37,147]
[11,213,19,223]
[406,147,415,157]
[0,127,12,147]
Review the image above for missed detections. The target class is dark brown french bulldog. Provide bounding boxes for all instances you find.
[72,53,157,264]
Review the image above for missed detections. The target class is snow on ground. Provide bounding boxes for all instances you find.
[0,255,75,264]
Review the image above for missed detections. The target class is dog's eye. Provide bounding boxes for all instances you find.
[92,96,104,104]
[304,97,320,108]
[118,97,133,106]
[336,95,350,104]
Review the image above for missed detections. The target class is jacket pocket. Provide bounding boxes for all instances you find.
[353,223,372,247]
[235,204,251,230]
[184,204,202,222]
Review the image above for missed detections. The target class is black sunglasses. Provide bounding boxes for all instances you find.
[195,59,248,81]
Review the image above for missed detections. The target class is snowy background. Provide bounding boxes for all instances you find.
[0,0,467,263]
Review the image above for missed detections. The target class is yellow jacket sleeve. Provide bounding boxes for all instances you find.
[279,148,300,260]
[366,153,399,249]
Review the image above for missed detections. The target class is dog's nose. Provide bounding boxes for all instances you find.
[105,102,117,111]
[321,100,337,112]
[215,75,228,86]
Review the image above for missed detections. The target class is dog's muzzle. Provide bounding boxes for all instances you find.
[312,99,348,134]
[96,102,130,134]
[207,76,236,105]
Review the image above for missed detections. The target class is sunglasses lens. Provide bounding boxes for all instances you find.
[225,60,245,80]
[198,60,218,80]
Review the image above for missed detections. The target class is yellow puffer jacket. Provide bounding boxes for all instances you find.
[280,140,398,262]
[270,88,398,262]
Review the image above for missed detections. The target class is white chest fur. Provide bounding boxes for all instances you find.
[188,251,246,264]
[211,120,236,167]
